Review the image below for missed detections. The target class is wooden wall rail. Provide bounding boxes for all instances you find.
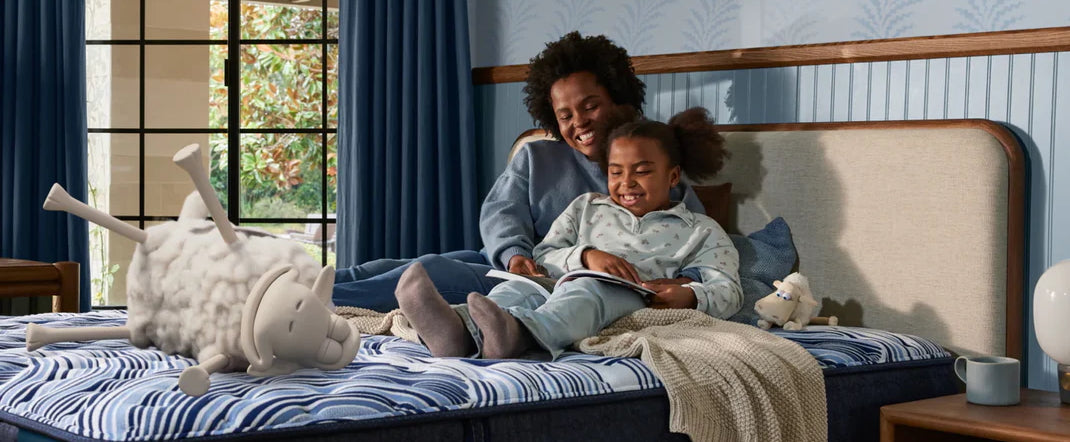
[472,26,1070,84]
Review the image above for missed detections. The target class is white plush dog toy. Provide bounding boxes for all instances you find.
[25,144,361,396]
[754,272,838,330]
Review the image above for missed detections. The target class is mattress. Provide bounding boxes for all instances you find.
[0,311,954,441]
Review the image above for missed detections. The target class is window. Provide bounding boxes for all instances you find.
[86,0,339,306]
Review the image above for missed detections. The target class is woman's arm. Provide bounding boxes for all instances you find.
[480,148,537,270]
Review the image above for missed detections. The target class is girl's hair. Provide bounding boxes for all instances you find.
[599,107,727,181]
[523,32,645,142]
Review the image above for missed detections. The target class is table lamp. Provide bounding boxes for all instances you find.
[1034,259,1070,404]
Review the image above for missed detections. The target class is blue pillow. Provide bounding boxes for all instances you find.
[725,217,796,324]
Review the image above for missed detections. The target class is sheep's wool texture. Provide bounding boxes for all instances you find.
[126,220,320,361]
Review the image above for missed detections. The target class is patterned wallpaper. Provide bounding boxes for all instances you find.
[468,0,1070,67]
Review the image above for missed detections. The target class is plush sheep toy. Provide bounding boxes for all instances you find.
[25,144,361,397]
[754,272,838,330]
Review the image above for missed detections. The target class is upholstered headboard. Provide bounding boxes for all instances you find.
[710,120,1024,359]
[509,119,1024,359]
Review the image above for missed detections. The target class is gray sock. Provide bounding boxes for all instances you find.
[395,262,473,357]
[467,292,532,359]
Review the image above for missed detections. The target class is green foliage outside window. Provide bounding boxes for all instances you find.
[207,1,339,219]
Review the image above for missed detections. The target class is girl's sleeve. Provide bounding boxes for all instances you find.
[681,222,743,319]
[533,195,590,277]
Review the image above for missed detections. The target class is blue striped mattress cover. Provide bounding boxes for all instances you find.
[0,311,950,440]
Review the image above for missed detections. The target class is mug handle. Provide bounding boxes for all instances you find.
[954,356,968,383]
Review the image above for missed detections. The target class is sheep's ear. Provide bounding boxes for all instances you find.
[772,280,783,288]
[241,264,292,373]
[311,265,335,305]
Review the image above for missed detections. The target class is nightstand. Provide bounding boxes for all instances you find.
[0,259,79,313]
[880,389,1070,441]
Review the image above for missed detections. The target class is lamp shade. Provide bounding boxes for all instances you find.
[1034,259,1070,365]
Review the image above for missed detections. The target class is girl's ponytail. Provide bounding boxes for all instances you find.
[667,107,726,181]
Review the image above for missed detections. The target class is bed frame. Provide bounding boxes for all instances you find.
[0,120,1024,442]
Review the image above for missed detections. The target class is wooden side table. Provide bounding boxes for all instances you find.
[880,389,1070,441]
[0,259,79,313]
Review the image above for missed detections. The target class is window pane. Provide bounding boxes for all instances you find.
[86,0,140,40]
[87,45,139,129]
[88,133,141,217]
[146,0,215,40]
[327,5,339,39]
[240,1,323,40]
[96,220,141,306]
[327,133,337,214]
[243,222,333,266]
[239,133,323,219]
[145,134,215,216]
[240,44,323,128]
[145,45,214,128]
[327,43,338,128]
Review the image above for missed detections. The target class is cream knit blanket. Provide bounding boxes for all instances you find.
[337,307,827,442]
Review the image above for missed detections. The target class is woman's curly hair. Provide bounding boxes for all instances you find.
[599,107,727,181]
[523,32,645,141]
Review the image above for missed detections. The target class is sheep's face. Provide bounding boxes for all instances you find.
[754,280,801,326]
[241,265,361,376]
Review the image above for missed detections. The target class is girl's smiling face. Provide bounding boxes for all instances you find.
[606,136,680,217]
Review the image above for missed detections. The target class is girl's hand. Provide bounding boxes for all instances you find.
[582,249,641,284]
[508,255,544,276]
[642,283,698,309]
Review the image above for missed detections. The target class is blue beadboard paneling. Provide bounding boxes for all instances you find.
[946,57,968,118]
[967,56,990,118]
[850,63,869,121]
[925,58,947,119]
[833,64,852,121]
[814,64,834,122]
[988,55,1011,121]
[1054,52,1070,266]
[797,65,815,122]
[473,51,1065,390]
[872,61,890,120]
[906,60,926,120]
[887,60,908,120]
[1029,52,1058,391]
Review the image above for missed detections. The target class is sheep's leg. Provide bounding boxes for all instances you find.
[26,323,132,351]
[172,144,238,245]
[178,353,229,396]
[42,184,147,243]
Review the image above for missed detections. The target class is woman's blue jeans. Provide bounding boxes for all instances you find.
[332,250,502,312]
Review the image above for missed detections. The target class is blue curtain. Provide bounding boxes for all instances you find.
[336,0,480,266]
[1,0,90,312]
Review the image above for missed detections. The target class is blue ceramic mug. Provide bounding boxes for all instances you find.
[954,355,1020,406]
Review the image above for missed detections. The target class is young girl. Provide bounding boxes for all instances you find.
[396,107,742,359]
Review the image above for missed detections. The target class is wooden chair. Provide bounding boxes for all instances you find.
[0,259,79,313]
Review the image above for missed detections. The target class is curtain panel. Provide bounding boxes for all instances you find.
[0,0,90,312]
[336,0,480,266]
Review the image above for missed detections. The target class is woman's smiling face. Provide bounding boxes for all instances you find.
[549,71,625,159]
[606,135,680,217]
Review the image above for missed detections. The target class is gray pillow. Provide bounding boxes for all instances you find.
[725,217,797,325]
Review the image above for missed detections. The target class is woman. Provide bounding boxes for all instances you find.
[332,32,705,311]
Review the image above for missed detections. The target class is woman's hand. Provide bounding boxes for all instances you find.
[582,249,641,284]
[508,255,544,276]
[641,283,698,309]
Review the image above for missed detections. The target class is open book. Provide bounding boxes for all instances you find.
[486,269,656,300]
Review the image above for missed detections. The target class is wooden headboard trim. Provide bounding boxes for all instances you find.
[714,119,1025,359]
[473,26,1070,85]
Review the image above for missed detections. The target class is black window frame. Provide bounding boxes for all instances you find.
[86,0,339,282]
